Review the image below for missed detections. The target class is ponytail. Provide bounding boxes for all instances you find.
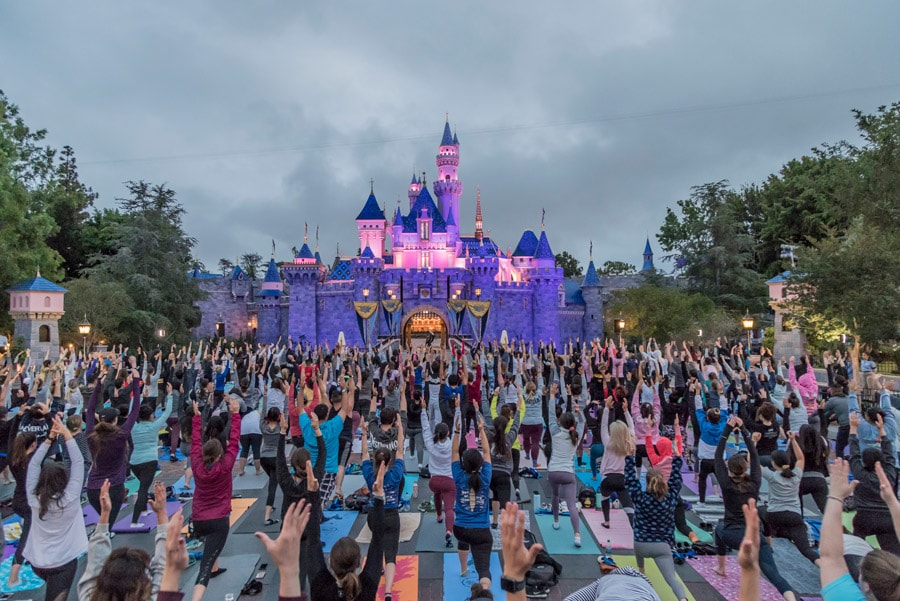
[771,450,795,479]
[336,572,360,601]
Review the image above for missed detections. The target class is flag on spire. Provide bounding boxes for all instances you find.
[589,240,593,260]
[315,225,319,250]
[304,222,308,243]
[541,208,546,229]
[271,239,275,257]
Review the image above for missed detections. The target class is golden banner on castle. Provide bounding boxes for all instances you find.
[466,300,491,318]
[381,299,402,313]
[447,299,468,314]
[353,301,378,320]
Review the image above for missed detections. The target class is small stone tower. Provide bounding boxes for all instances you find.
[581,258,604,342]
[642,238,655,272]
[283,241,326,345]
[433,117,463,227]
[350,245,384,345]
[7,273,67,360]
[467,241,500,338]
[256,255,284,344]
[530,231,562,345]
[355,184,387,259]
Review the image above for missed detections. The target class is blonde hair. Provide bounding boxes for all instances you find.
[606,421,635,457]
[645,468,668,500]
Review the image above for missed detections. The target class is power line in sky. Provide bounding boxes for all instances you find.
[80,82,900,166]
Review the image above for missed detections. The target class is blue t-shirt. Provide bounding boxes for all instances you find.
[362,459,405,509]
[299,412,344,474]
[452,460,492,528]
[821,574,865,601]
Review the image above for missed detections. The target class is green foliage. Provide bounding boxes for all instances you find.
[598,260,636,276]
[606,284,733,342]
[218,258,234,276]
[86,181,203,343]
[555,251,582,278]
[239,253,264,280]
[657,181,766,312]
[58,278,134,347]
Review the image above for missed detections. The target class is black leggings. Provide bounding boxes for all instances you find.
[853,510,900,556]
[511,448,521,490]
[260,457,278,508]
[193,516,230,587]
[599,473,634,524]
[698,458,717,502]
[12,502,31,566]
[766,510,819,563]
[33,558,78,601]
[240,434,261,460]
[130,460,158,524]
[453,525,493,580]
[490,471,512,508]
[674,496,693,538]
[369,508,401,563]
[88,482,126,528]
[799,474,828,516]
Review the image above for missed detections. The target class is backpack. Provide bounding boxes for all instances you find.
[524,529,562,597]
[343,487,371,512]
[578,487,597,509]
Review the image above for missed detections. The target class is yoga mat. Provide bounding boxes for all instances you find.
[576,470,600,489]
[356,512,420,543]
[533,513,600,555]
[582,509,633,550]
[232,498,283,535]
[180,553,260,597]
[675,520,713,544]
[443,552,506,601]
[0,556,44,593]
[183,498,256,534]
[604,555,696,601]
[231,470,270,491]
[681,473,701,494]
[690,555,786,601]
[170,475,194,496]
[490,510,532,550]
[83,503,127,526]
[1,544,13,562]
[111,501,183,533]
[158,448,186,461]
[377,555,418,599]
[124,470,161,496]
[842,511,880,548]
[770,537,822,595]
[401,473,419,502]
[414,514,456,552]
[321,511,358,552]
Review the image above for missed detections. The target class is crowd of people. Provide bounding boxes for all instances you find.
[0,334,898,601]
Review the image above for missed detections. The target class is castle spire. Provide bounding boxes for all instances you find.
[474,187,484,242]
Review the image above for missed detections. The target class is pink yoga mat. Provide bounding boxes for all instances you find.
[111,501,183,533]
[582,508,634,549]
[690,555,786,601]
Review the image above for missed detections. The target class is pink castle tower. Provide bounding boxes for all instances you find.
[433,115,463,227]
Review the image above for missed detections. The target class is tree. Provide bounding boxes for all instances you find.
[86,181,203,343]
[239,253,264,279]
[555,251,582,278]
[599,260,636,276]
[606,284,733,342]
[218,258,234,276]
[657,181,766,312]
[59,278,134,348]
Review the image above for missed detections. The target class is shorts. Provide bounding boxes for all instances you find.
[320,472,337,500]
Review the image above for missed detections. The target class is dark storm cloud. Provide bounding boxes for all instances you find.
[2,1,899,273]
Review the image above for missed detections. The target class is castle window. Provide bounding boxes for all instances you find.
[558,284,565,307]
[420,221,430,240]
[39,325,50,342]
[44,296,51,307]
[420,252,431,269]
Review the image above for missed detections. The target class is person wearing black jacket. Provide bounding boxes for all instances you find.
[713,416,797,601]
[276,414,325,594]
[848,410,899,555]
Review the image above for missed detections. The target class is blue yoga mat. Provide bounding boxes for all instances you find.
[0,556,44,593]
[533,513,600,555]
[401,473,419,502]
[159,447,185,461]
[442,552,506,600]
[321,511,357,552]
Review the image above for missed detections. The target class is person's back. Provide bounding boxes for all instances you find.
[563,569,662,601]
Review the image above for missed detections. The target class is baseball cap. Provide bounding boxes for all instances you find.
[98,407,119,423]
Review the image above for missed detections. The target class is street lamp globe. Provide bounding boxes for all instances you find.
[78,316,91,336]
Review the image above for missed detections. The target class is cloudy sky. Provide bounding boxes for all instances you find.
[3,1,899,273]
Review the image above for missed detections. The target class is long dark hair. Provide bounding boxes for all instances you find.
[490,416,511,460]
[432,422,449,444]
[35,462,70,519]
[461,448,484,493]
[329,537,361,601]
[726,454,755,493]
[792,424,828,471]
[89,547,152,601]
[771,449,795,478]
[10,432,36,468]
[558,412,578,445]
[88,422,119,455]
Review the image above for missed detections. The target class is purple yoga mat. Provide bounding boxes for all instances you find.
[111,501,183,533]
[2,543,14,562]
[690,555,786,601]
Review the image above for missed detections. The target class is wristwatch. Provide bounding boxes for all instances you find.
[500,575,526,592]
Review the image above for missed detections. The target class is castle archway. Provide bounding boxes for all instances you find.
[401,305,448,349]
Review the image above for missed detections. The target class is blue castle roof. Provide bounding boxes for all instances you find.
[314,251,322,264]
[393,206,403,227]
[643,238,653,256]
[459,237,498,257]
[410,173,418,185]
[533,231,554,260]
[563,280,584,304]
[263,257,281,283]
[512,231,539,257]
[441,121,453,146]
[295,243,315,260]
[582,260,601,287]
[6,276,67,293]
[641,238,654,271]
[452,131,459,145]
[360,245,375,259]
[356,192,385,221]
[327,260,353,281]
[402,186,446,233]
[230,265,246,280]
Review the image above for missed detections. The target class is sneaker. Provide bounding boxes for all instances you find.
[445,532,453,548]
[185,539,204,551]
[491,523,498,529]
[130,522,145,529]
[552,521,560,530]
[693,502,707,510]
[515,489,521,501]
[264,518,280,526]
[574,534,582,547]
[109,532,116,539]
[141,510,152,517]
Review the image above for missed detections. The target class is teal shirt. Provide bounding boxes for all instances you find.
[129,397,173,465]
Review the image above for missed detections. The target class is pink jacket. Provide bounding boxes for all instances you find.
[191,414,240,521]
[788,364,819,417]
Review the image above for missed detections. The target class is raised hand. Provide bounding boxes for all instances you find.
[149,481,167,516]
[737,499,760,571]
[828,458,858,500]
[254,500,310,589]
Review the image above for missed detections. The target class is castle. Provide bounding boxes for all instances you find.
[192,119,655,347]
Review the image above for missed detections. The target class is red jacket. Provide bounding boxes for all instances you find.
[191,413,240,521]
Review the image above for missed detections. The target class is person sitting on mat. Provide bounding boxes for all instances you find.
[308,460,388,601]
[360,416,405,601]
[625,438,688,601]
[713,416,798,601]
[452,399,494,590]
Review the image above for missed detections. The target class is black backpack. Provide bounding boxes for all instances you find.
[524,529,562,597]
[578,487,597,509]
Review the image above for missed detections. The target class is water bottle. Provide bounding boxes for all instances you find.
[606,539,612,558]
[412,481,418,499]
[533,490,541,510]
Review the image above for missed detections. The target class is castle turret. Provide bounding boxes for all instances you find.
[581,258,604,342]
[529,231,562,346]
[642,238,655,272]
[407,174,421,210]
[433,117,463,227]
[350,245,384,346]
[467,240,500,338]
[283,246,326,344]
[7,273,67,360]
[474,188,484,242]
[256,256,284,344]
[355,183,387,258]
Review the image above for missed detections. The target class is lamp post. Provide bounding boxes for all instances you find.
[615,317,625,335]
[156,326,167,340]
[78,316,91,356]
[474,287,482,299]
[362,288,370,299]
[741,310,755,351]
